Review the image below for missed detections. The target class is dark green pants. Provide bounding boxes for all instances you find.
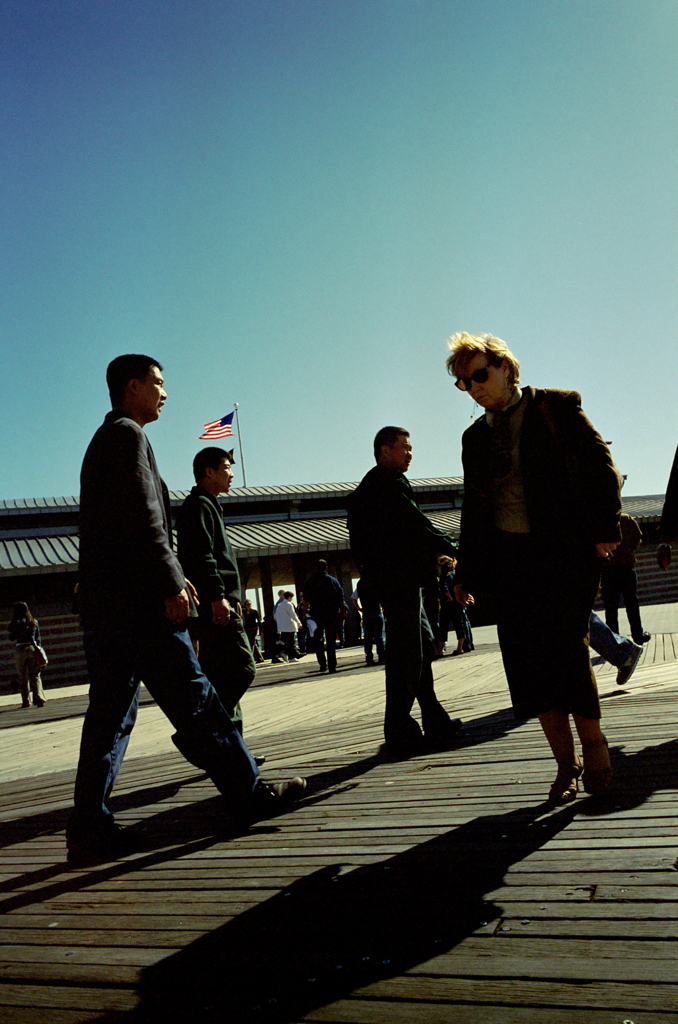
[189,614,256,735]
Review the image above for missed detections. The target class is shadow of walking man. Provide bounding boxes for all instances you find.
[83,735,678,1024]
[100,799,579,1024]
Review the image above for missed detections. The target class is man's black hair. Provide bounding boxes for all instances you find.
[193,447,232,484]
[373,425,409,462]
[106,354,162,407]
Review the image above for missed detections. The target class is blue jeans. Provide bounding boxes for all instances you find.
[72,624,259,827]
[380,586,457,752]
[363,612,385,662]
[589,611,637,667]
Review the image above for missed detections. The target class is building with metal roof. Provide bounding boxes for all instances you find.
[1,476,673,622]
[0,480,670,598]
[0,477,466,617]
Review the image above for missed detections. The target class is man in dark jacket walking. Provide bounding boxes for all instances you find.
[303,560,344,673]
[348,426,462,757]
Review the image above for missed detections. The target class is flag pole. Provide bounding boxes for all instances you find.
[233,403,247,486]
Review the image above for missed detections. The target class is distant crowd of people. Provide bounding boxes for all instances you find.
[6,339,678,867]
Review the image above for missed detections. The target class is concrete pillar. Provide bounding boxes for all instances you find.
[258,555,276,659]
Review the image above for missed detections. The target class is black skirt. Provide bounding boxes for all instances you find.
[490,530,601,720]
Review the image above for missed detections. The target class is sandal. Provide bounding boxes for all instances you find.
[582,735,612,794]
[548,757,583,804]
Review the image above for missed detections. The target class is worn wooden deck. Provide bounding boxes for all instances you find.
[1,607,677,1023]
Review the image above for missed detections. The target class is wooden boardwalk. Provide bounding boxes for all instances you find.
[1,610,677,1023]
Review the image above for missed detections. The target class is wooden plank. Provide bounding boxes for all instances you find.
[0,944,167,966]
[346,975,678,1013]
[405,945,678,982]
[0,928,207,947]
[0,982,137,1011]
[0,960,143,984]
[299,999,678,1023]
[0,1009,126,1024]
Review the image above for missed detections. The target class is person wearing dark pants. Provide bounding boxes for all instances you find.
[273,592,302,662]
[303,560,344,674]
[380,587,458,751]
[75,623,259,825]
[176,447,256,736]
[348,426,463,757]
[600,512,650,645]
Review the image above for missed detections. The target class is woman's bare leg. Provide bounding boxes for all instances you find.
[538,709,584,803]
[538,709,576,764]
[573,714,611,774]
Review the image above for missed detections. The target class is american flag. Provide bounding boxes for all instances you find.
[199,411,234,440]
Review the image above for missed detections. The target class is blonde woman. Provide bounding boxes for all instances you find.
[448,333,620,802]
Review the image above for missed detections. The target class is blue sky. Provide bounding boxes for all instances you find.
[1,0,676,500]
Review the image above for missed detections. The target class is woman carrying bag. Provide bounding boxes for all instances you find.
[8,601,47,708]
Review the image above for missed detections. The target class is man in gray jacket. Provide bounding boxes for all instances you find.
[67,355,303,866]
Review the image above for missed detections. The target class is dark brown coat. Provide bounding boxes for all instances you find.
[456,387,621,592]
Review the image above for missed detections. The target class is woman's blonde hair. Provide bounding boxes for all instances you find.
[446,332,521,387]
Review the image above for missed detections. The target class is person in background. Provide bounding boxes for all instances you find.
[356,576,385,667]
[243,599,264,663]
[270,589,287,663]
[336,598,349,648]
[436,556,474,657]
[600,511,650,645]
[274,591,302,662]
[295,594,310,655]
[303,560,345,674]
[8,601,46,708]
[448,332,620,804]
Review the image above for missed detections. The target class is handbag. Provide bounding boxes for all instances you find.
[35,645,48,669]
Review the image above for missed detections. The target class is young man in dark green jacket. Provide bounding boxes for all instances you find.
[176,447,256,737]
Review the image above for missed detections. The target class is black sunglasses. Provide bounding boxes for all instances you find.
[454,359,501,392]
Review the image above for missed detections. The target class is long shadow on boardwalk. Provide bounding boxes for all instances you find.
[93,798,577,1024]
[89,800,578,1024]
[0,754,384,915]
[0,711,521,908]
[87,736,678,1024]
